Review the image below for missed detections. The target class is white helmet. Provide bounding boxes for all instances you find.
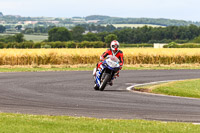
[110,40,119,51]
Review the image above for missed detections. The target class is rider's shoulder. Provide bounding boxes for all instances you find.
[118,50,123,54]
[106,49,112,52]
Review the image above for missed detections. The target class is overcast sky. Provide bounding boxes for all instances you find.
[0,0,200,21]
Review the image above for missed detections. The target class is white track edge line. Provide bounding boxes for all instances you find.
[126,80,184,91]
[126,79,200,100]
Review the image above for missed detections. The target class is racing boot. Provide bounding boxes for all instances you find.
[93,68,97,80]
[93,62,102,77]
[108,80,113,86]
[93,68,96,77]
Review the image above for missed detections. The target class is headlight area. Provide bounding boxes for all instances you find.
[107,60,118,68]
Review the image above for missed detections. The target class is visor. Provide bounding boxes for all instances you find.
[112,45,119,48]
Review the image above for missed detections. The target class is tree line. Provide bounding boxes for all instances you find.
[0,41,107,48]
[113,25,200,43]
[0,33,25,43]
[47,25,200,44]
[21,26,56,34]
[1,24,200,44]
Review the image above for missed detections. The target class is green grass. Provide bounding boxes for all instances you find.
[152,79,200,98]
[0,113,199,133]
[0,33,48,42]
[24,34,48,42]
[136,79,200,98]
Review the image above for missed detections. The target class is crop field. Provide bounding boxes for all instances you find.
[0,48,200,66]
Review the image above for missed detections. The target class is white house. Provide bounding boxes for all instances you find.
[154,43,167,48]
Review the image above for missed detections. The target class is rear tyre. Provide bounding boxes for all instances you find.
[99,74,111,91]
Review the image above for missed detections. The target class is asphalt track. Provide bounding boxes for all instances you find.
[0,70,200,122]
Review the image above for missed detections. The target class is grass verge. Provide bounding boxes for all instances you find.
[0,113,199,133]
[0,66,93,72]
[135,79,200,98]
[0,64,200,72]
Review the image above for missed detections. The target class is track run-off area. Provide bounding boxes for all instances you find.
[0,70,200,122]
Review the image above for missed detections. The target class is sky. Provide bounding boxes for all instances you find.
[0,0,200,21]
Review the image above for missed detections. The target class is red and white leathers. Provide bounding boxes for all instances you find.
[97,48,124,71]
[93,41,124,86]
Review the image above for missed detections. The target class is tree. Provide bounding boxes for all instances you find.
[48,27,72,42]
[71,26,85,42]
[114,28,133,43]
[83,32,100,41]
[188,24,200,39]
[104,34,118,44]
[105,25,116,32]
[23,28,34,34]
[15,25,22,31]
[97,32,109,42]
[34,26,46,33]
[14,33,25,43]
[192,36,200,43]
[0,25,6,33]
[47,26,56,32]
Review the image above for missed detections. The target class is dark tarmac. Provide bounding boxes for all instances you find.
[0,70,200,122]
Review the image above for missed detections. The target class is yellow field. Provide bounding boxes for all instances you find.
[0,48,200,65]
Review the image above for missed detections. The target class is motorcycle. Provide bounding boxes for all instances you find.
[93,55,120,91]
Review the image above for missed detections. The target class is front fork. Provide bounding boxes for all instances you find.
[95,64,116,86]
[95,64,104,87]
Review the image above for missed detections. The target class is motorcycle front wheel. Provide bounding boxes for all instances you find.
[99,74,111,91]
[94,84,99,90]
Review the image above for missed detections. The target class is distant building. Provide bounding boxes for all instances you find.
[45,21,59,24]
[24,21,38,25]
[86,20,100,23]
[17,21,23,24]
[0,21,5,24]
[72,20,84,23]
[83,30,98,34]
[154,43,167,48]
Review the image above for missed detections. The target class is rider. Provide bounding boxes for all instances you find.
[93,40,124,85]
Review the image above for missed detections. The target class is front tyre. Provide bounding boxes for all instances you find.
[94,84,99,90]
[99,74,111,91]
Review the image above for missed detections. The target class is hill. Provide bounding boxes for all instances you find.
[1,12,200,31]
[85,15,200,26]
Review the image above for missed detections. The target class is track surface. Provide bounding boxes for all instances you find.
[0,70,200,122]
